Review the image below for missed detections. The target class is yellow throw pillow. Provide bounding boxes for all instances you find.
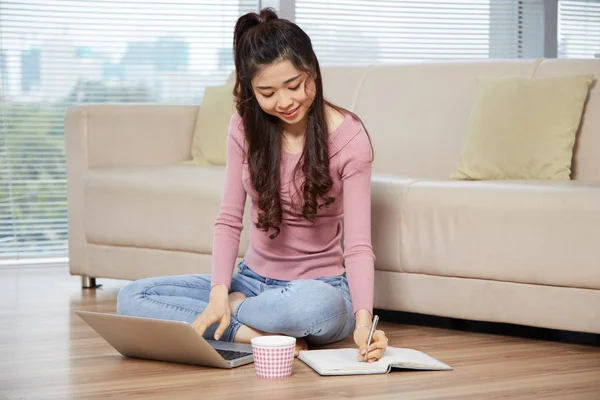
[451,74,594,180]
[187,79,236,166]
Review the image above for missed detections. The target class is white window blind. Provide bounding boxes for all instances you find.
[295,0,545,66]
[558,0,600,58]
[0,0,258,262]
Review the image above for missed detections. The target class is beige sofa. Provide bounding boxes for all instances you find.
[65,59,600,335]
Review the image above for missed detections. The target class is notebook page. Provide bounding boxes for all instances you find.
[299,348,390,373]
[299,347,452,374]
[384,348,452,370]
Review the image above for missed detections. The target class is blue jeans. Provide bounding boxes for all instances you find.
[116,261,355,345]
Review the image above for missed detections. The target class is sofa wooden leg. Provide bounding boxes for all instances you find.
[81,276,101,289]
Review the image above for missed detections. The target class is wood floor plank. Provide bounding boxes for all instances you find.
[0,266,598,400]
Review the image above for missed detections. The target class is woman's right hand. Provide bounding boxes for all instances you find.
[191,284,230,340]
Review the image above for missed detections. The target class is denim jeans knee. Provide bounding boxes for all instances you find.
[234,276,354,344]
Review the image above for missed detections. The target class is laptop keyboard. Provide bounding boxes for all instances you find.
[215,349,253,361]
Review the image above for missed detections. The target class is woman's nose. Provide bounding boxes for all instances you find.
[277,93,293,109]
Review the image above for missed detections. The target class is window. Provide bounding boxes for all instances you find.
[558,0,600,58]
[0,0,258,262]
[295,0,545,66]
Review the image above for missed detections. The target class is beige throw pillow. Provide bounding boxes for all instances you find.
[187,79,236,166]
[451,74,594,180]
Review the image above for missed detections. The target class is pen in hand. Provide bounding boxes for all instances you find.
[363,314,379,362]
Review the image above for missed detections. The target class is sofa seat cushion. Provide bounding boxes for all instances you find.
[84,165,249,255]
[399,179,600,290]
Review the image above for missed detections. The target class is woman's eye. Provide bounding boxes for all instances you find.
[262,93,274,98]
[289,83,301,91]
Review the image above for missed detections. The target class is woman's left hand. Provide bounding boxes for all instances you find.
[353,326,388,362]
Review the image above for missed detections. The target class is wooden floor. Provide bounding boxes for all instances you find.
[1,266,599,400]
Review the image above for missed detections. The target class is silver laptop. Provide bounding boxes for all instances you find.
[75,310,254,368]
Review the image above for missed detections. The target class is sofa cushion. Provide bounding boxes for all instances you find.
[532,59,600,182]
[187,80,236,166]
[451,74,594,180]
[350,60,542,179]
[399,179,600,290]
[84,166,250,255]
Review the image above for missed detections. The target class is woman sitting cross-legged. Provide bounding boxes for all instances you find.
[117,7,388,362]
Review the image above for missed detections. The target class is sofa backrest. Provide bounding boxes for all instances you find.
[321,58,600,181]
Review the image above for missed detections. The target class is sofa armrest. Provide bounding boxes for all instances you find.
[371,174,420,273]
[64,104,199,276]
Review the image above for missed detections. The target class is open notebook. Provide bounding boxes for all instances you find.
[298,347,452,376]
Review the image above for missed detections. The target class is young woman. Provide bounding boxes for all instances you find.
[117,8,388,362]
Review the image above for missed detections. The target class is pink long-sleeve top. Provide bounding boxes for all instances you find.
[210,112,375,314]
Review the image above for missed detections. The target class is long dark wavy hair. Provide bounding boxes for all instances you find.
[233,8,369,239]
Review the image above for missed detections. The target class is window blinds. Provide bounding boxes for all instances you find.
[295,0,545,66]
[0,0,258,262]
[558,0,600,58]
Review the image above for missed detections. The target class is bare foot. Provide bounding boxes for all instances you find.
[229,292,247,316]
[234,324,266,343]
[295,338,308,357]
[233,325,308,358]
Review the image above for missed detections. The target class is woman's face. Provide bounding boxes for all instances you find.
[251,59,316,130]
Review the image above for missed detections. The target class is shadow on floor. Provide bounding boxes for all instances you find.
[375,309,600,347]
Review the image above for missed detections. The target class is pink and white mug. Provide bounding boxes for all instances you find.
[250,336,296,378]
